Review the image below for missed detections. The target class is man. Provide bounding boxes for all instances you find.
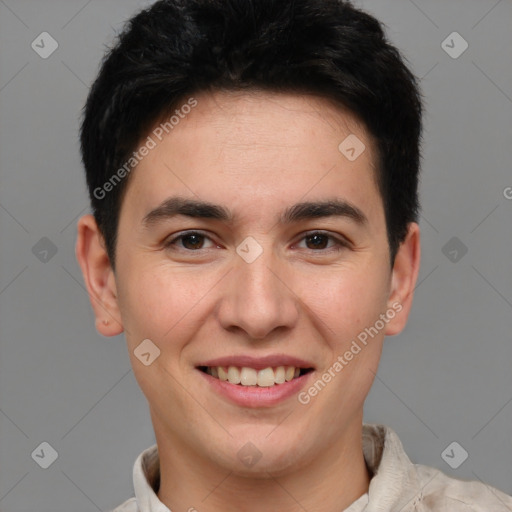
[76,0,512,510]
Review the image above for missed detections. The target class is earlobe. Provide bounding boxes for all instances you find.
[76,214,124,337]
[385,222,421,336]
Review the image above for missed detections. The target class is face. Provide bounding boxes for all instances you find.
[77,90,419,477]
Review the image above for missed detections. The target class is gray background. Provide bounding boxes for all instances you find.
[0,0,511,510]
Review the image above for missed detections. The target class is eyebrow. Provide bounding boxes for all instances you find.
[142,196,368,227]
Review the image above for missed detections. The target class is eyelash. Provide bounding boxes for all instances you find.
[164,230,349,253]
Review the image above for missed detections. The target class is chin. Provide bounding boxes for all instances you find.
[211,430,315,477]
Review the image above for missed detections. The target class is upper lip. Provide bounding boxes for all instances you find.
[197,354,315,371]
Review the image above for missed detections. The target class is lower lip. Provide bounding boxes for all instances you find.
[197,369,314,407]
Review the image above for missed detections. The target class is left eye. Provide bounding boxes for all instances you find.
[295,232,348,251]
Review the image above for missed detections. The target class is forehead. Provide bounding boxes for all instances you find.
[167,90,375,164]
[123,90,383,225]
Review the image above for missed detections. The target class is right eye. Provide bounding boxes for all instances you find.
[163,231,217,251]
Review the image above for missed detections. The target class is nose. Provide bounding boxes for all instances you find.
[216,248,300,340]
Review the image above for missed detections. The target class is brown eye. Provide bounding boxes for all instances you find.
[296,231,348,252]
[179,233,205,249]
[305,233,329,250]
[164,231,215,251]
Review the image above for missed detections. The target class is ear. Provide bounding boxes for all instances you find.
[385,222,421,336]
[75,214,124,337]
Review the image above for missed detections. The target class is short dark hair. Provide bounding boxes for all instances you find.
[80,0,423,268]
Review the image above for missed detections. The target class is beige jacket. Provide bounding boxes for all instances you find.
[111,424,512,512]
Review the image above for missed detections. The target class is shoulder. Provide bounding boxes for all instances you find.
[415,464,512,511]
[108,496,139,512]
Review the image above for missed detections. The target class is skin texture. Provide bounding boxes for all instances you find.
[76,91,420,512]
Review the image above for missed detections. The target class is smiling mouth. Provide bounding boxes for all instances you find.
[197,365,314,387]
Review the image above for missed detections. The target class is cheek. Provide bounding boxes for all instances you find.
[308,262,389,407]
[115,263,208,409]
[115,261,206,349]
[303,262,390,343]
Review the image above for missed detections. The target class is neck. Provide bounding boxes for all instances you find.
[155,419,371,512]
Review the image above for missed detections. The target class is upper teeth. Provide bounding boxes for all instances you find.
[207,366,301,387]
